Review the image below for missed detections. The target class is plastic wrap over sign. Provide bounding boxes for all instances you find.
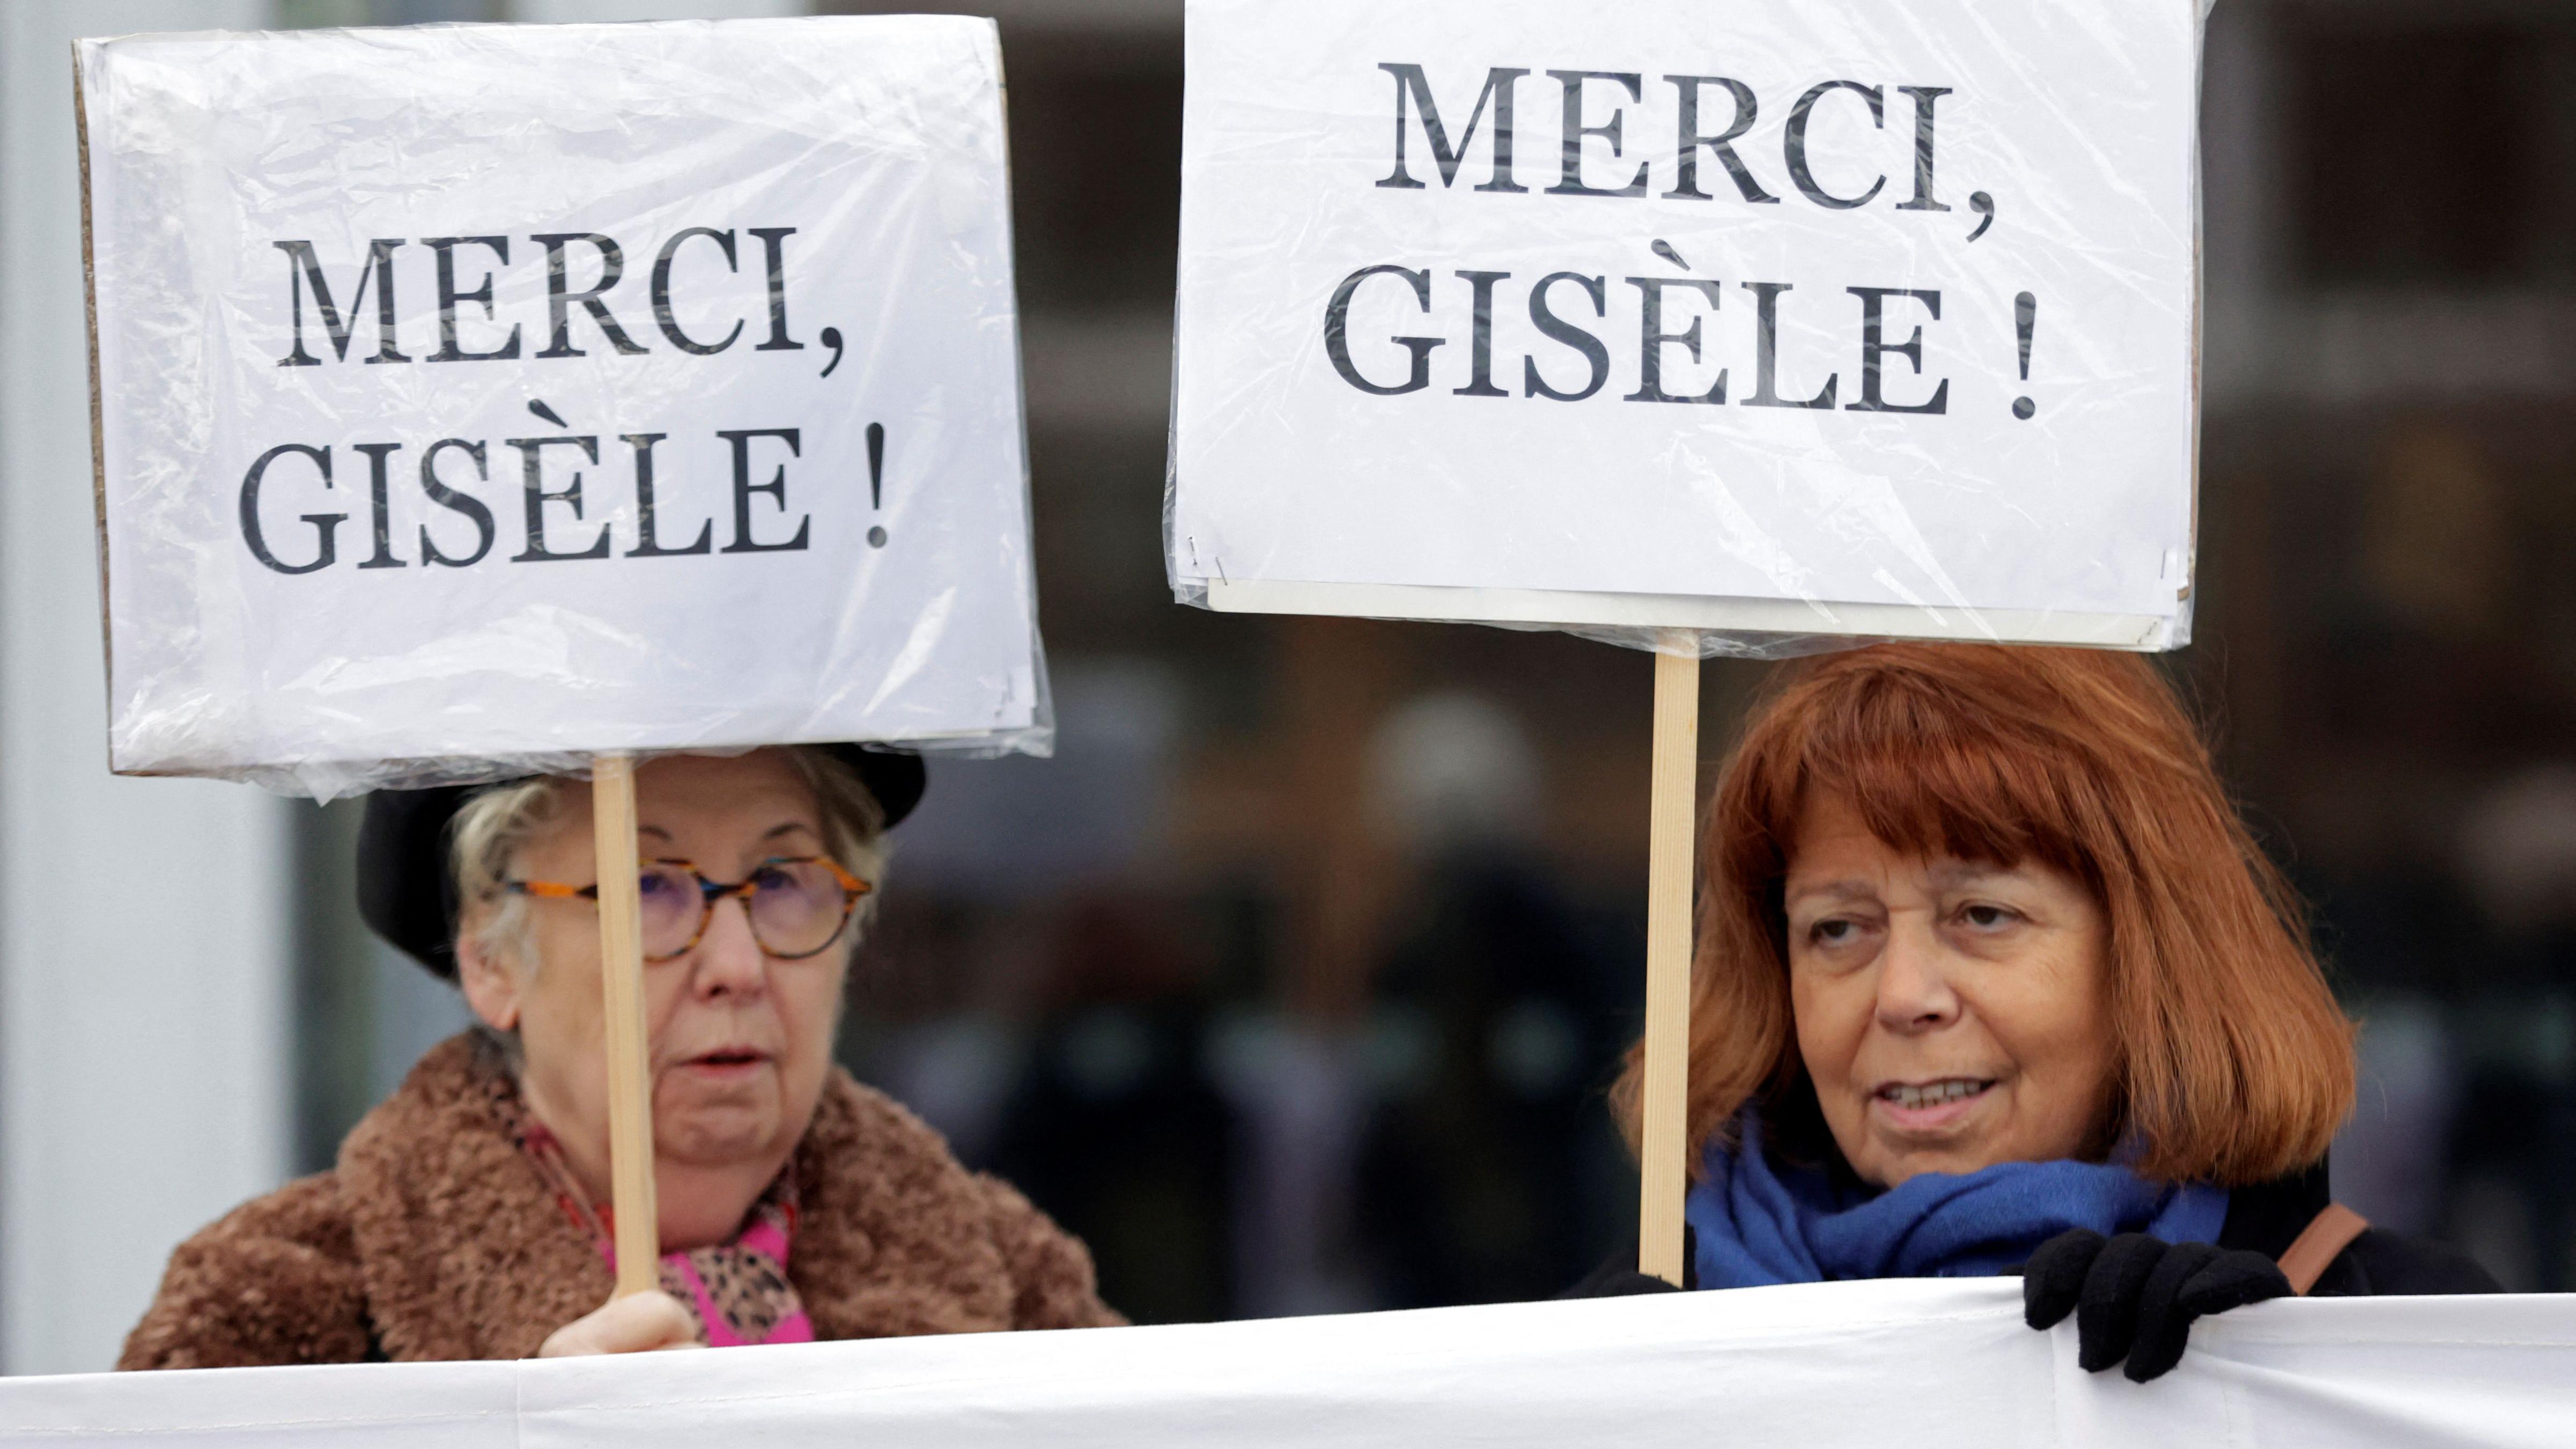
[80,18,1045,798]
[1171,0,2205,656]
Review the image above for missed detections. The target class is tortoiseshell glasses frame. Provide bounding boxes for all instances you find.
[505,856,871,962]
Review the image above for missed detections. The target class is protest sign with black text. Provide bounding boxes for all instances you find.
[80,18,1044,795]
[1170,0,2203,648]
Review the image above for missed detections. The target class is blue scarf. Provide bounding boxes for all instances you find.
[1684,1111,2229,1288]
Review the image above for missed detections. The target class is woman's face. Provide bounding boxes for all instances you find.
[461,751,854,1191]
[1784,791,2115,1189]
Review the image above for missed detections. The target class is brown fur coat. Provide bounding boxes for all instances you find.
[120,1033,1121,1367]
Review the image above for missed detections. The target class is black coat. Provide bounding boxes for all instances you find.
[1566,1159,2501,1298]
[2210,1162,2498,1297]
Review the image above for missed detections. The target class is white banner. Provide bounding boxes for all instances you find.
[80,18,1045,796]
[1170,0,2203,649]
[4,1283,2570,1447]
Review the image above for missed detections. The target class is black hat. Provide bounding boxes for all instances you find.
[357,745,925,979]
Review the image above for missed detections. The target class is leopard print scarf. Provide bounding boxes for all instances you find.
[515,1112,815,1347]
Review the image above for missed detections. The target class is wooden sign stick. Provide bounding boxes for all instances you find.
[592,753,662,1298]
[1638,645,1700,1286]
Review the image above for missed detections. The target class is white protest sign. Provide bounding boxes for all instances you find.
[5,1283,2572,1446]
[80,18,1044,796]
[1171,0,2203,649]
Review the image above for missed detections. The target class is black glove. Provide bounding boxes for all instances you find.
[2021,1230,2291,1383]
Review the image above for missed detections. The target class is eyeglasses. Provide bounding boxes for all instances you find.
[505,856,871,963]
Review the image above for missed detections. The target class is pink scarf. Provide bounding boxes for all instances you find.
[515,1117,816,1347]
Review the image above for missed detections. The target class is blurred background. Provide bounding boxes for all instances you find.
[5,0,2574,1373]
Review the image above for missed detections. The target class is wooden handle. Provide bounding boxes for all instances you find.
[592,754,661,1299]
[1639,644,1700,1286]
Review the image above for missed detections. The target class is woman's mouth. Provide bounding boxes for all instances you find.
[1872,1077,1996,1131]
[675,1047,772,1078]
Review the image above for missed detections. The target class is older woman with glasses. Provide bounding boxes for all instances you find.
[122,746,1121,1366]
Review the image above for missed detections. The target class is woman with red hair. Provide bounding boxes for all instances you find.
[1576,644,2495,1379]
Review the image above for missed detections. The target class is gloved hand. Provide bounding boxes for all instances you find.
[2021,1230,2291,1383]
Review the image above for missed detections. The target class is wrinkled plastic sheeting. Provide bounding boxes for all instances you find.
[80,18,1047,799]
[1169,0,2207,659]
[8,1284,2576,1448]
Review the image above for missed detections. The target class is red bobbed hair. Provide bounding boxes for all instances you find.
[1613,643,2355,1186]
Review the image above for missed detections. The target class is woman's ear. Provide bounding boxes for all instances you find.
[455,913,523,1032]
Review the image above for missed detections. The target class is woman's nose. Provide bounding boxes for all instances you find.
[1873,919,1959,1031]
[689,894,769,996]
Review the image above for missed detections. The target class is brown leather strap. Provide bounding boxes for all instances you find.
[2276,1202,2370,1295]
